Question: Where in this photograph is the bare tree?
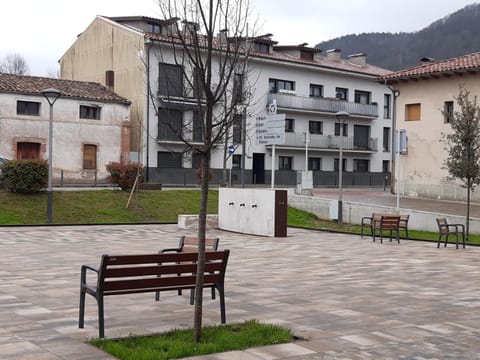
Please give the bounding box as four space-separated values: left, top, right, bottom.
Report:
153 0 255 341
0 53 29 75
442 87 480 240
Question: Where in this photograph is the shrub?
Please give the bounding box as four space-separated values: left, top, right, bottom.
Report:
106 162 144 191
1 160 48 193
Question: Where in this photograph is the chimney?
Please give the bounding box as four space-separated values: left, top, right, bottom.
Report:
420 57 434 63
217 29 228 45
348 53 366 66
105 70 114 90
326 49 341 61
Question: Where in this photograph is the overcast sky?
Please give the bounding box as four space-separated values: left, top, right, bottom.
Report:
0 0 477 76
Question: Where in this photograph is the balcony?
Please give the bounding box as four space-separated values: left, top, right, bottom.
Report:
267 93 378 118
269 133 378 152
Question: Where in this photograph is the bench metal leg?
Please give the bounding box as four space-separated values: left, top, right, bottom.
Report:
98 296 105 339
79 289 86 329
217 285 226 324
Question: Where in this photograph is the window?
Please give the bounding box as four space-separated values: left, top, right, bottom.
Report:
309 84 323 97
354 90 371 104
193 67 203 98
80 105 101 120
353 159 369 172
158 107 183 140
279 156 293 170
384 94 391 119
233 73 244 104
232 154 241 168
17 100 40 116
308 157 322 171
254 42 269 53
232 113 242 144
269 78 295 93
383 127 390 152
334 158 346 171
192 152 202 169
335 87 348 101
444 101 454 123
334 122 348 136
309 121 323 135
83 144 97 170
192 111 204 142
285 118 295 132
147 22 161 34
383 160 390 173
406 103 421 121
157 151 182 168
158 62 183 97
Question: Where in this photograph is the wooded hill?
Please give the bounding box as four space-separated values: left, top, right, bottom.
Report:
315 3 480 70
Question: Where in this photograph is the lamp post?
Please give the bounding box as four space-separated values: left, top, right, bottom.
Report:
41 88 62 223
335 111 350 224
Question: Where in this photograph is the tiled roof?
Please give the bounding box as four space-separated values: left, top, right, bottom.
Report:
379 51 480 81
0 73 130 104
144 33 389 77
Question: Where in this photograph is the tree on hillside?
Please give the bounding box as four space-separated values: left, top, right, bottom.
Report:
154 0 255 341
0 53 29 75
441 87 480 240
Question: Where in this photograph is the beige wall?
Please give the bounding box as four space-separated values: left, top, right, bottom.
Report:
60 16 145 158
393 72 480 200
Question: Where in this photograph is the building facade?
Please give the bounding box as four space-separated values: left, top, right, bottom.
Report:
0 73 131 184
381 52 480 201
60 15 392 186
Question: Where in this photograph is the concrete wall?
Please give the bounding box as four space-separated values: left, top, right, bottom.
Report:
219 188 282 236
393 73 480 201
288 193 480 233
0 92 130 181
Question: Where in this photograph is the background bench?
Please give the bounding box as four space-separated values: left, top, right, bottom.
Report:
79 250 229 338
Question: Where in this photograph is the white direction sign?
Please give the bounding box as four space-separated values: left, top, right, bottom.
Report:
256 114 286 145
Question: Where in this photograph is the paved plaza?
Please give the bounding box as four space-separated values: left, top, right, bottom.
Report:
0 224 479 359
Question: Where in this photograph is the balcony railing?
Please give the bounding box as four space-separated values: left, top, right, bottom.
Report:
273 133 378 152
267 93 378 118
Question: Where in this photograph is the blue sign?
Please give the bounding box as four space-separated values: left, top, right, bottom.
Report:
228 145 236 154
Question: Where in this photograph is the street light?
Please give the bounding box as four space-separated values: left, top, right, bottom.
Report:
335 111 350 224
41 88 62 223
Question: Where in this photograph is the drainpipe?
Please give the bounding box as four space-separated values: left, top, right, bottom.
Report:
384 80 400 195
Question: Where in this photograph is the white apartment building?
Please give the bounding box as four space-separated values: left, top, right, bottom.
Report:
60 15 392 186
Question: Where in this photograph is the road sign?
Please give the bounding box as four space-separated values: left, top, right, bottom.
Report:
228 145 236 154
256 114 286 145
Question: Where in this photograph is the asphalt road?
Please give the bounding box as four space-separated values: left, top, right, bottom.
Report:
312 187 480 218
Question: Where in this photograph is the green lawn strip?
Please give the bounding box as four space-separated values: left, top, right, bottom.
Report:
0 190 219 225
0 189 478 245
288 207 480 245
89 320 295 360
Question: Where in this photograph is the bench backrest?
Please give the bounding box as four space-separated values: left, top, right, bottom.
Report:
380 215 401 230
436 218 448 233
399 214 409 228
96 250 229 296
180 236 219 253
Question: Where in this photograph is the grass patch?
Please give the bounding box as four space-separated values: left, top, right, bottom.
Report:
0 190 219 225
0 189 478 245
90 320 295 360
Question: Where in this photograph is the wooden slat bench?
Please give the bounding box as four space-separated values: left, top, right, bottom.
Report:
361 213 409 239
79 250 229 338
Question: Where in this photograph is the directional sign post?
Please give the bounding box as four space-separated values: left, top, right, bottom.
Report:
256 113 285 188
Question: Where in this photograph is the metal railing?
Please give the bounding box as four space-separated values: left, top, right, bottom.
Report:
278 132 378 151
267 93 378 118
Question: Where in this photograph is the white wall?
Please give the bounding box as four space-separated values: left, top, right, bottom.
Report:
0 93 130 181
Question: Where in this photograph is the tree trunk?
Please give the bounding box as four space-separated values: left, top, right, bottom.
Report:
194 152 209 342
